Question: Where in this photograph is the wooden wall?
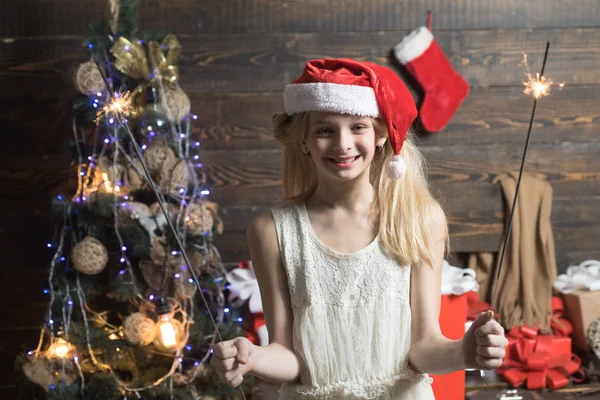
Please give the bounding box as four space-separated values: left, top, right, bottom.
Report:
1 0 599 395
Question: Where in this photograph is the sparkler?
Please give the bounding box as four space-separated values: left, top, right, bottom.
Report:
490 41 554 311
95 91 133 123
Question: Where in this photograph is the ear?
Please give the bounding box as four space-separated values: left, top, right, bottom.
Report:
377 138 387 147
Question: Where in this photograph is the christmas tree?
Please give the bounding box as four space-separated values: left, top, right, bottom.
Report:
16 1 252 398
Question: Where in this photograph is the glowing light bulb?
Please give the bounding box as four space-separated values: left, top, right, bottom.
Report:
158 315 177 348
47 338 71 359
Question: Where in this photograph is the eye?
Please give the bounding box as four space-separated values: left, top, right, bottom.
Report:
314 126 333 135
352 124 368 132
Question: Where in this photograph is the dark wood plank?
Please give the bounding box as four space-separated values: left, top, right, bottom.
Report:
199 145 600 205
2 142 599 203
187 85 600 151
3 84 598 163
3 0 600 37
2 28 600 98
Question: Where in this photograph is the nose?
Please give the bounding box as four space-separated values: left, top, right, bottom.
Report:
333 128 353 153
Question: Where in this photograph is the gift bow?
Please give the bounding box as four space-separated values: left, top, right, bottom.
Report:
440 260 479 295
498 327 583 389
549 296 573 337
554 259 600 294
110 35 182 116
500 335 582 389
225 261 263 314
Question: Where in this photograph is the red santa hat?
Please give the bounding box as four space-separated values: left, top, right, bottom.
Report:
283 58 417 178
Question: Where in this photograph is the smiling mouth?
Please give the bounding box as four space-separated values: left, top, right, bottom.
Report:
327 155 360 167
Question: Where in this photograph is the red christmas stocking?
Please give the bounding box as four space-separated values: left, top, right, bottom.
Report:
394 26 469 132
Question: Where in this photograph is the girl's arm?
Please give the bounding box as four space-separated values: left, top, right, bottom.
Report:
407 205 506 375
246 211 301 384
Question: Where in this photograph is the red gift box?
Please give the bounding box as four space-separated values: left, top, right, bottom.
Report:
431 294 468 400
497 325 584 390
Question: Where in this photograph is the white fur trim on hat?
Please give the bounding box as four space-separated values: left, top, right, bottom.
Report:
394 26 434 64
283 82 380 117
386 154 407 179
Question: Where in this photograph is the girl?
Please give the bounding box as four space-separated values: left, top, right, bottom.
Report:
211 58 508 399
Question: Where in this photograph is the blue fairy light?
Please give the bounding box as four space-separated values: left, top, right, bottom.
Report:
237 317 243 322
46 243 53 248
224 308 230 313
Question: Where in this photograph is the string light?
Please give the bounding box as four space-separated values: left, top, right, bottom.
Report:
153 298 185 352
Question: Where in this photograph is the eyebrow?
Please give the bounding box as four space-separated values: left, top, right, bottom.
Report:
309 118 370 127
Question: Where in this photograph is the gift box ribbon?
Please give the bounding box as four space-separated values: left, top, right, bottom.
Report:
554 259 600 294
441 260 479 295
498 327 584 389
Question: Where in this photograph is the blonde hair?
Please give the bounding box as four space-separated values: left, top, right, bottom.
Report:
273 112 448 266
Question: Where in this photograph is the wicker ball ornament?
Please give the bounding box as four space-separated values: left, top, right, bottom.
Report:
159 159 190 196
588 317 600 359
162 85 190 121
123 312 156 346
185 204 214 235
123 159 145 191
143 143 176 176
72 236 108 275
74 60 106 95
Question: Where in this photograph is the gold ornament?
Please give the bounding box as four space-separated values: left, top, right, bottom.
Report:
74 60 107 95
110 35 182 117
143 142 176 177
161 85 190 121
72 236 108 275
123 312 156 346
185 204 213 235
123 159 146 191
159 159 190 196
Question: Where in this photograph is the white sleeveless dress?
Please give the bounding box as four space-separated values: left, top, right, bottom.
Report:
271 203 435 400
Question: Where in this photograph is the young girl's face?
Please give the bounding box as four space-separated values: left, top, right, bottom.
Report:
304 112 381 182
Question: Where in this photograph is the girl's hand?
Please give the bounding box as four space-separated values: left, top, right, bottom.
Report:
461 310 508 370
210 336 255 387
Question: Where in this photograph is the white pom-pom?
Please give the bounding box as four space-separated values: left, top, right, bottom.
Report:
386 155 407 179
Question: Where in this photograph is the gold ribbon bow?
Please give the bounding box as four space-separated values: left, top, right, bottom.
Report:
110 35 182 115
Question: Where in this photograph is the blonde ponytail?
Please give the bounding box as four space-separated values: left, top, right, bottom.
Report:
373 125 448 267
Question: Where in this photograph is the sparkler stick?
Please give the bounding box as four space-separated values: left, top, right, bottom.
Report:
490 41 552 311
